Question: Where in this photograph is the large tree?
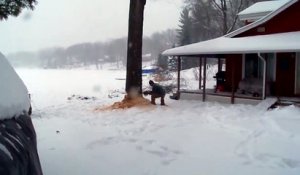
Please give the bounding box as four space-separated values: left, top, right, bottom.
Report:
0 0 37 20
125 0 146 97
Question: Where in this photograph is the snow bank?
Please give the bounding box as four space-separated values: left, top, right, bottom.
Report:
0 52 30 119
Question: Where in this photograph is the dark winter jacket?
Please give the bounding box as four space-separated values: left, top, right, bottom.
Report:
0 114 43 175
152 83 166 96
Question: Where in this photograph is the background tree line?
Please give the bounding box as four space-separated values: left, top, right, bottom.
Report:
7 29 177 69
7 0 266 70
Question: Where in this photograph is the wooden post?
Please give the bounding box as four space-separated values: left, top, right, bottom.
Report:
203 57 207 102
258 53 267 100
231 59 235 104
199 57 202 89
218 58 222 72
177 56 181 94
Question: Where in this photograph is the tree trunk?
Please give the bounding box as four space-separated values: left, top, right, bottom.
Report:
221 0 228 35
126 0 146 97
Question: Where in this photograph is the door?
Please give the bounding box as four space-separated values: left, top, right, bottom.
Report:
276 53 296 96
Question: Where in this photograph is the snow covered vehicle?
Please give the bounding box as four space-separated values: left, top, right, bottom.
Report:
0 53 42 175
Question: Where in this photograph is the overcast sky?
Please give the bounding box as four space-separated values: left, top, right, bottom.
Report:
0 0 183 55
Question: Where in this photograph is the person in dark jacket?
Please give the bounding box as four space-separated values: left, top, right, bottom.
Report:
144 80 166 105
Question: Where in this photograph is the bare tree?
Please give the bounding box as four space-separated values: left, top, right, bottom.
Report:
212 0 245 34
184 0 264 38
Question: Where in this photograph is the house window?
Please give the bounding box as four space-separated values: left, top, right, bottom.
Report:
296 53 300 94
266 53 276 81
245 54 263 79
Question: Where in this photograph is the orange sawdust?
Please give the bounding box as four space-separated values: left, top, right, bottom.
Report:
95 95 152 111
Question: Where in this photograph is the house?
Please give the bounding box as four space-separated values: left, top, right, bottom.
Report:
163 0 300 105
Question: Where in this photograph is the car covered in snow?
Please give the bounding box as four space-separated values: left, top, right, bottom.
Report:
0 52 42 175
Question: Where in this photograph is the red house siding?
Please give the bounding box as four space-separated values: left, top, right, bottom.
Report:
225 54 243 91
236 1 300 37
276 53 296 96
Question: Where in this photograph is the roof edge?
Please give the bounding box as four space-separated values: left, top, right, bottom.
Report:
238 11 271 21
162 31 300 57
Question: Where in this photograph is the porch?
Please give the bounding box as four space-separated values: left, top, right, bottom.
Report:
163 32 300 105
172 55 267 105
179 89 262 105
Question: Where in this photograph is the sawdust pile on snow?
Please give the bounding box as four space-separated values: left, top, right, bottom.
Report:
95 95 152 111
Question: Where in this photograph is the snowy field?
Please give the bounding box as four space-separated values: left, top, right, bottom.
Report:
16 68 300 175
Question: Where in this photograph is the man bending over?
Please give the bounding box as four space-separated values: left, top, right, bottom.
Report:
144 80 166 105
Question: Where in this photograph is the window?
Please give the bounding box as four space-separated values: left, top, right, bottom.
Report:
266 53 276 81
296 53 300 94
244 54 263 79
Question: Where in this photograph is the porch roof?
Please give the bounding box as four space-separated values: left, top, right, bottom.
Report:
162 31 300 57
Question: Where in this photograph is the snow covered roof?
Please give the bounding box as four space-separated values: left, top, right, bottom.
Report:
227 0 297 37
162 31 300 56
238 0 291 21
0 52 30 120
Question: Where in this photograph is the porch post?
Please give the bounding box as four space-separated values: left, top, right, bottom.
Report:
199 57 202 89
218 58 222 72
263 59 267 99
203 57 207 102
258 53 266 99
177 56 181 94
231 59 235 104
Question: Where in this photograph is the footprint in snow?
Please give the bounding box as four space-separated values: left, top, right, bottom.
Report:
144 144 183 166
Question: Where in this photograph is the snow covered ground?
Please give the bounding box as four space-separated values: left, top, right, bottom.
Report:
16 68 300 175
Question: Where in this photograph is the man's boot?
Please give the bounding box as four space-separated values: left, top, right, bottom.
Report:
151 96 156 105
161 97 165 105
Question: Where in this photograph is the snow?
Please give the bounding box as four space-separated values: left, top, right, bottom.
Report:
163 31 300 56
14 67 300 175
179 65 218 90
0 52 30 120
238 0 291 16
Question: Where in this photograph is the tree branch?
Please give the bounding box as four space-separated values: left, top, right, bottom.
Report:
227 0 244 33
212 0 223 11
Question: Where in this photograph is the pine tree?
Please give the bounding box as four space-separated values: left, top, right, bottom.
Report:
177 7 193 46
157 53 168 71
177 8 200 70
0 0 37 20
